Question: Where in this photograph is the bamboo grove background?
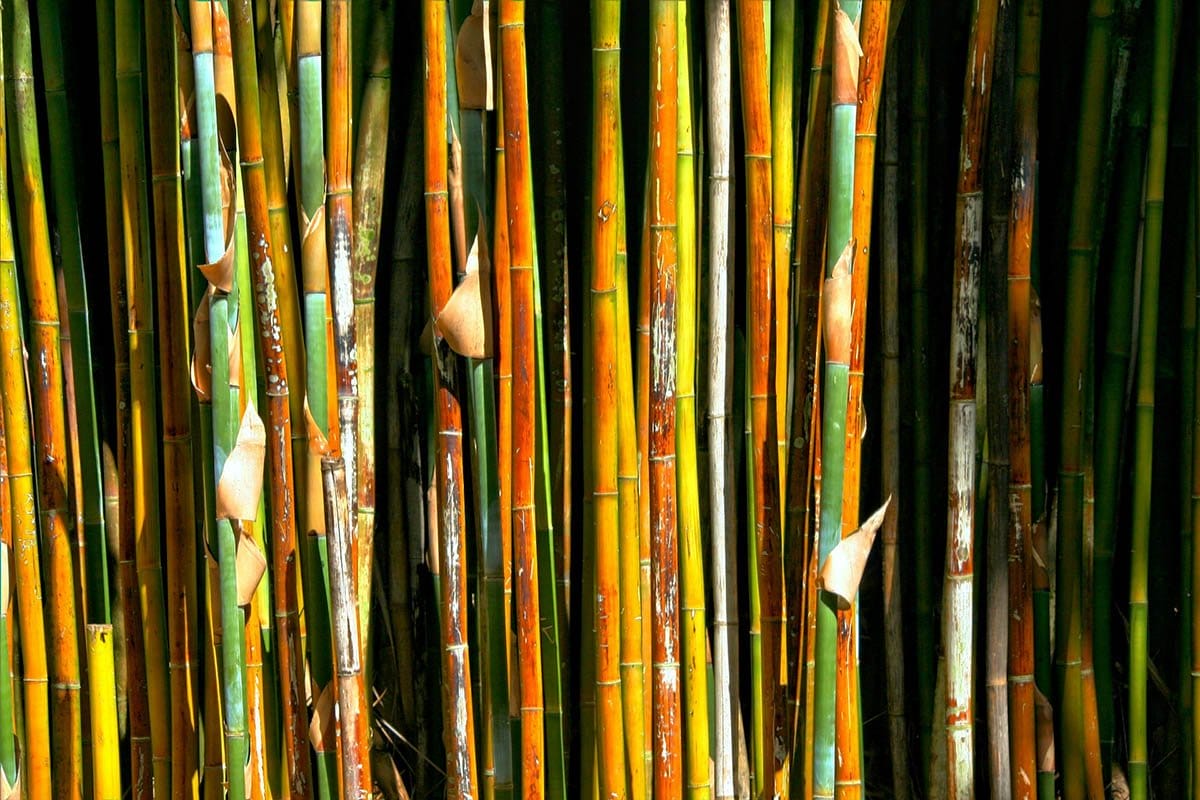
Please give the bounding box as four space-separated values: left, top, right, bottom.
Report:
0 0 1197 798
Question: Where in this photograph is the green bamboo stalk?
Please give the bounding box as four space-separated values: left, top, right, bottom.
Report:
7 0 85 792
1057 2 1115 794
675 3 711 797
1129 2 1174 796
771 0 795 502
812 4 860 799
35 0 109 628
1094 13 1152 775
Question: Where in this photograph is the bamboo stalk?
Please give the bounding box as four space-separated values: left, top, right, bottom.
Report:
837 2 892 795
772 0 795 503
322 459 373 798
0 114 51 797
1191 89 1200 799
142 1 201 794
6 0 85 792
616 123 649 800
1029 298 1054 800
706 2 739 797
1094 13 1153 778
1007 0 1041 795
351 0 395 658
98 0 152 790
0 356 14 793
1128 2 1174 795
36 0 109 633
229 0 314 793
734 3 785 795
589 1 628 796
879 53 910 800
907 0 937 778
1056 2 1115 794
812 5 860 799
674 4 711 796
940 1 999 796
424 3 480 795
86 626 122 800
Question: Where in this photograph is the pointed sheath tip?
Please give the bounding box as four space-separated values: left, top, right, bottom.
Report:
832 6 863 105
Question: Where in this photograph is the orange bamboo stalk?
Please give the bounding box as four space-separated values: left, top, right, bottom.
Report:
423 3 480 796
838 3 889 797
6 0 83 790
647 2 683 798
734 2 785 794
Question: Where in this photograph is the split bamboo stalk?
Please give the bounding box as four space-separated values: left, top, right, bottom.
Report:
1128 1 1174 796
983 4 1015 796
143 1 201 795
647 2 683 797
941 0 999 796
734 2 785 794
323 459 373 798
813 5 861 800
97 0 152 790
1007 0 1042 794
424 2 480 795
674 3 711 796
0 126 51 799
589 1 628 796
1056 2 1115 793
6 0 84 792
706 1 740 797
351 0 395 655
229 0 314 793
879 57 909 800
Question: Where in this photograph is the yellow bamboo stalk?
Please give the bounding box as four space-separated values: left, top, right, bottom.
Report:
86 626 122 800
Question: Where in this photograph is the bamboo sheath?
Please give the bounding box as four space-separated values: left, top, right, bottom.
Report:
424 3 480 796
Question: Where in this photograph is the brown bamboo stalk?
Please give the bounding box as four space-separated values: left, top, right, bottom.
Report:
144 1 200 794
322 458 373 798
97 0 151 790
1007 0 1040 794
423 3 480 795
879 51 910 800
647 2 683 798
